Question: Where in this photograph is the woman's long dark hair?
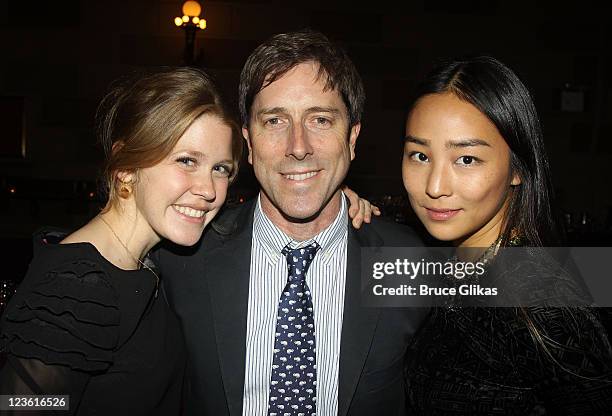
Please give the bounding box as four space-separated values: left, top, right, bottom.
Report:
411 56 558 246
410 58 610 378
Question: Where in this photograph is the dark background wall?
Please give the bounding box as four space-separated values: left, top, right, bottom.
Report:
1 0 611 244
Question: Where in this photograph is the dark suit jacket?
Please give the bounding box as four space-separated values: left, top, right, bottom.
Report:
154 198 428 416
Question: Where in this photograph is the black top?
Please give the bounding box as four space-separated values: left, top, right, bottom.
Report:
0 229 186 415
406 247 612 415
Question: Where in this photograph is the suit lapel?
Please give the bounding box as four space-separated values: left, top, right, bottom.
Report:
206 202 256 416
338 226 382 416
205 199 386 416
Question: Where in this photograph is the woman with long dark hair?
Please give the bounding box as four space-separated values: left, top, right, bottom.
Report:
402 56 612 414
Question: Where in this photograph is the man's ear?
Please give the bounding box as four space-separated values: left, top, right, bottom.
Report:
242 126 254 165
348 122 361 161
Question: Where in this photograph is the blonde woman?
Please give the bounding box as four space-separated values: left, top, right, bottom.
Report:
0 67 241 415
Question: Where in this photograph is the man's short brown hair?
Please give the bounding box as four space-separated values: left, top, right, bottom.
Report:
239 29 365 128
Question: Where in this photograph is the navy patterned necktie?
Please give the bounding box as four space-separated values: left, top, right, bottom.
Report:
268 242 320 416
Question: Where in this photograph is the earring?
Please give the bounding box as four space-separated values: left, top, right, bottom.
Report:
118 180 132 198
508 227 524 246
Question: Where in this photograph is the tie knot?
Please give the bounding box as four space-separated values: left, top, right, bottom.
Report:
282 242 320 279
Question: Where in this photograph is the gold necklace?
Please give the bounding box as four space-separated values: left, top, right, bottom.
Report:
98 215 159 298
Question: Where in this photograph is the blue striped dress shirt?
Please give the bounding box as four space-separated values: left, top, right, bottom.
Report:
242 193 348 416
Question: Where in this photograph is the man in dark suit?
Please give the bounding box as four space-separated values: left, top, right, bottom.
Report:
155 29 427 416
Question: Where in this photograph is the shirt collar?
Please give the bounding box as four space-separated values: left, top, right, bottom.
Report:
252 192 348 266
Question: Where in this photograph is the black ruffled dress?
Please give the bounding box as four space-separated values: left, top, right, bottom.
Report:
0 229 186 415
